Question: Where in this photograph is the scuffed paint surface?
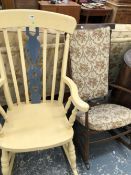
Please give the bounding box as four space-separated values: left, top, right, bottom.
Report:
12 138 131 175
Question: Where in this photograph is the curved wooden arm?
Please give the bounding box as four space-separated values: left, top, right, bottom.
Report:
110 84 131 94
0 78 5 88
63 76 89 112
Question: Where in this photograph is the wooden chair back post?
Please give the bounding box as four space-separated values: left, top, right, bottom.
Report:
51 31 60 102
3 29 21 105
42 29 47 102
59 33 70 103
17 28 29 104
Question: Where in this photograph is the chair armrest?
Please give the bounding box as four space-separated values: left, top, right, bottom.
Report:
110 84 131 95
63 76 89 112
0 78 5 88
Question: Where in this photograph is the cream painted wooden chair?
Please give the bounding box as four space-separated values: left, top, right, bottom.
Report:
0 10 89 175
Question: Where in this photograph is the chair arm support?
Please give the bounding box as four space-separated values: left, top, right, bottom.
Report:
63 76 89 112
0 105 8 135
0 78 8 122
0 78 5 88
110 84 131 94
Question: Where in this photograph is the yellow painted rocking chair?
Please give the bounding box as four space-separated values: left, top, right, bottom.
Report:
0 10 89 175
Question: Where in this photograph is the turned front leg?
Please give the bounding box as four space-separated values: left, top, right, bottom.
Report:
1 150 9 175
68 141 78 175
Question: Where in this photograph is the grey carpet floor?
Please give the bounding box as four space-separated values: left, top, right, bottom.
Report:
9 139 131 175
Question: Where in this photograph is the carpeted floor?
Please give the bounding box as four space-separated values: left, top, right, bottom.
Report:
2 139 130 175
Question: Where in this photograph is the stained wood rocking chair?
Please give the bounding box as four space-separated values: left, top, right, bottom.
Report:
0 10 89 175
69 24 131 169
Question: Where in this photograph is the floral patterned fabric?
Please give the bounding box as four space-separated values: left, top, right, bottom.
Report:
70 27 110 101
77 104 131 131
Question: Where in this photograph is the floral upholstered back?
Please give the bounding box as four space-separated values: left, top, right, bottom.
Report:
70 27 111 101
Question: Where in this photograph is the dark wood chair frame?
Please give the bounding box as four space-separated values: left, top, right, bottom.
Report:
69 24 131 169
73 82 131 170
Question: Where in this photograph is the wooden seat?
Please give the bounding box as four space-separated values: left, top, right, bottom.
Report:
0 102 73 152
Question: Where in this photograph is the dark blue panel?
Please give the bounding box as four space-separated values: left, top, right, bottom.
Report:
28 67 42 103
25 27 42 103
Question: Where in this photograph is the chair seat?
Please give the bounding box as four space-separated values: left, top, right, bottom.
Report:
0 101 73 152
77 104 131 131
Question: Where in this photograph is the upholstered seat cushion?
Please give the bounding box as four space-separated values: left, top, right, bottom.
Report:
77 104 131 131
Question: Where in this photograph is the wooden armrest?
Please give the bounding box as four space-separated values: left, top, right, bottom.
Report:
110 84 131 94
0 78 5 88
63 76 89 112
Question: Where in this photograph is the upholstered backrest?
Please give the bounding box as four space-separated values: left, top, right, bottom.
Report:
0 10 76 109
70 26 110 101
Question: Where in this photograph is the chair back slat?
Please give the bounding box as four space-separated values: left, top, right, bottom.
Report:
17 28 29 104
65 96 71 114
51 32 60 102
42 29 47 102
0 52 13 109
59 34 70 103
3 29 21 105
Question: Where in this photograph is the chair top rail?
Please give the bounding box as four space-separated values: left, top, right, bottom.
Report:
0 10 77 34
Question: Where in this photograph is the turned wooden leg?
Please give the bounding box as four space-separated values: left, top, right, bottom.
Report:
77 134 90 170
129 134 131 146
83 132 90 170
1 150 9 175
68 141 78 175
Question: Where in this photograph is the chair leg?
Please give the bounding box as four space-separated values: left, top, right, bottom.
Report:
74 122 91 169
8 153 15 175
68 141 78 175
74 127 90 169
84 132 90 170
81 143 90 170
1 150 15 175
128 134 131 146
63 141 78 175
78 132 90 170
1 150 9 175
